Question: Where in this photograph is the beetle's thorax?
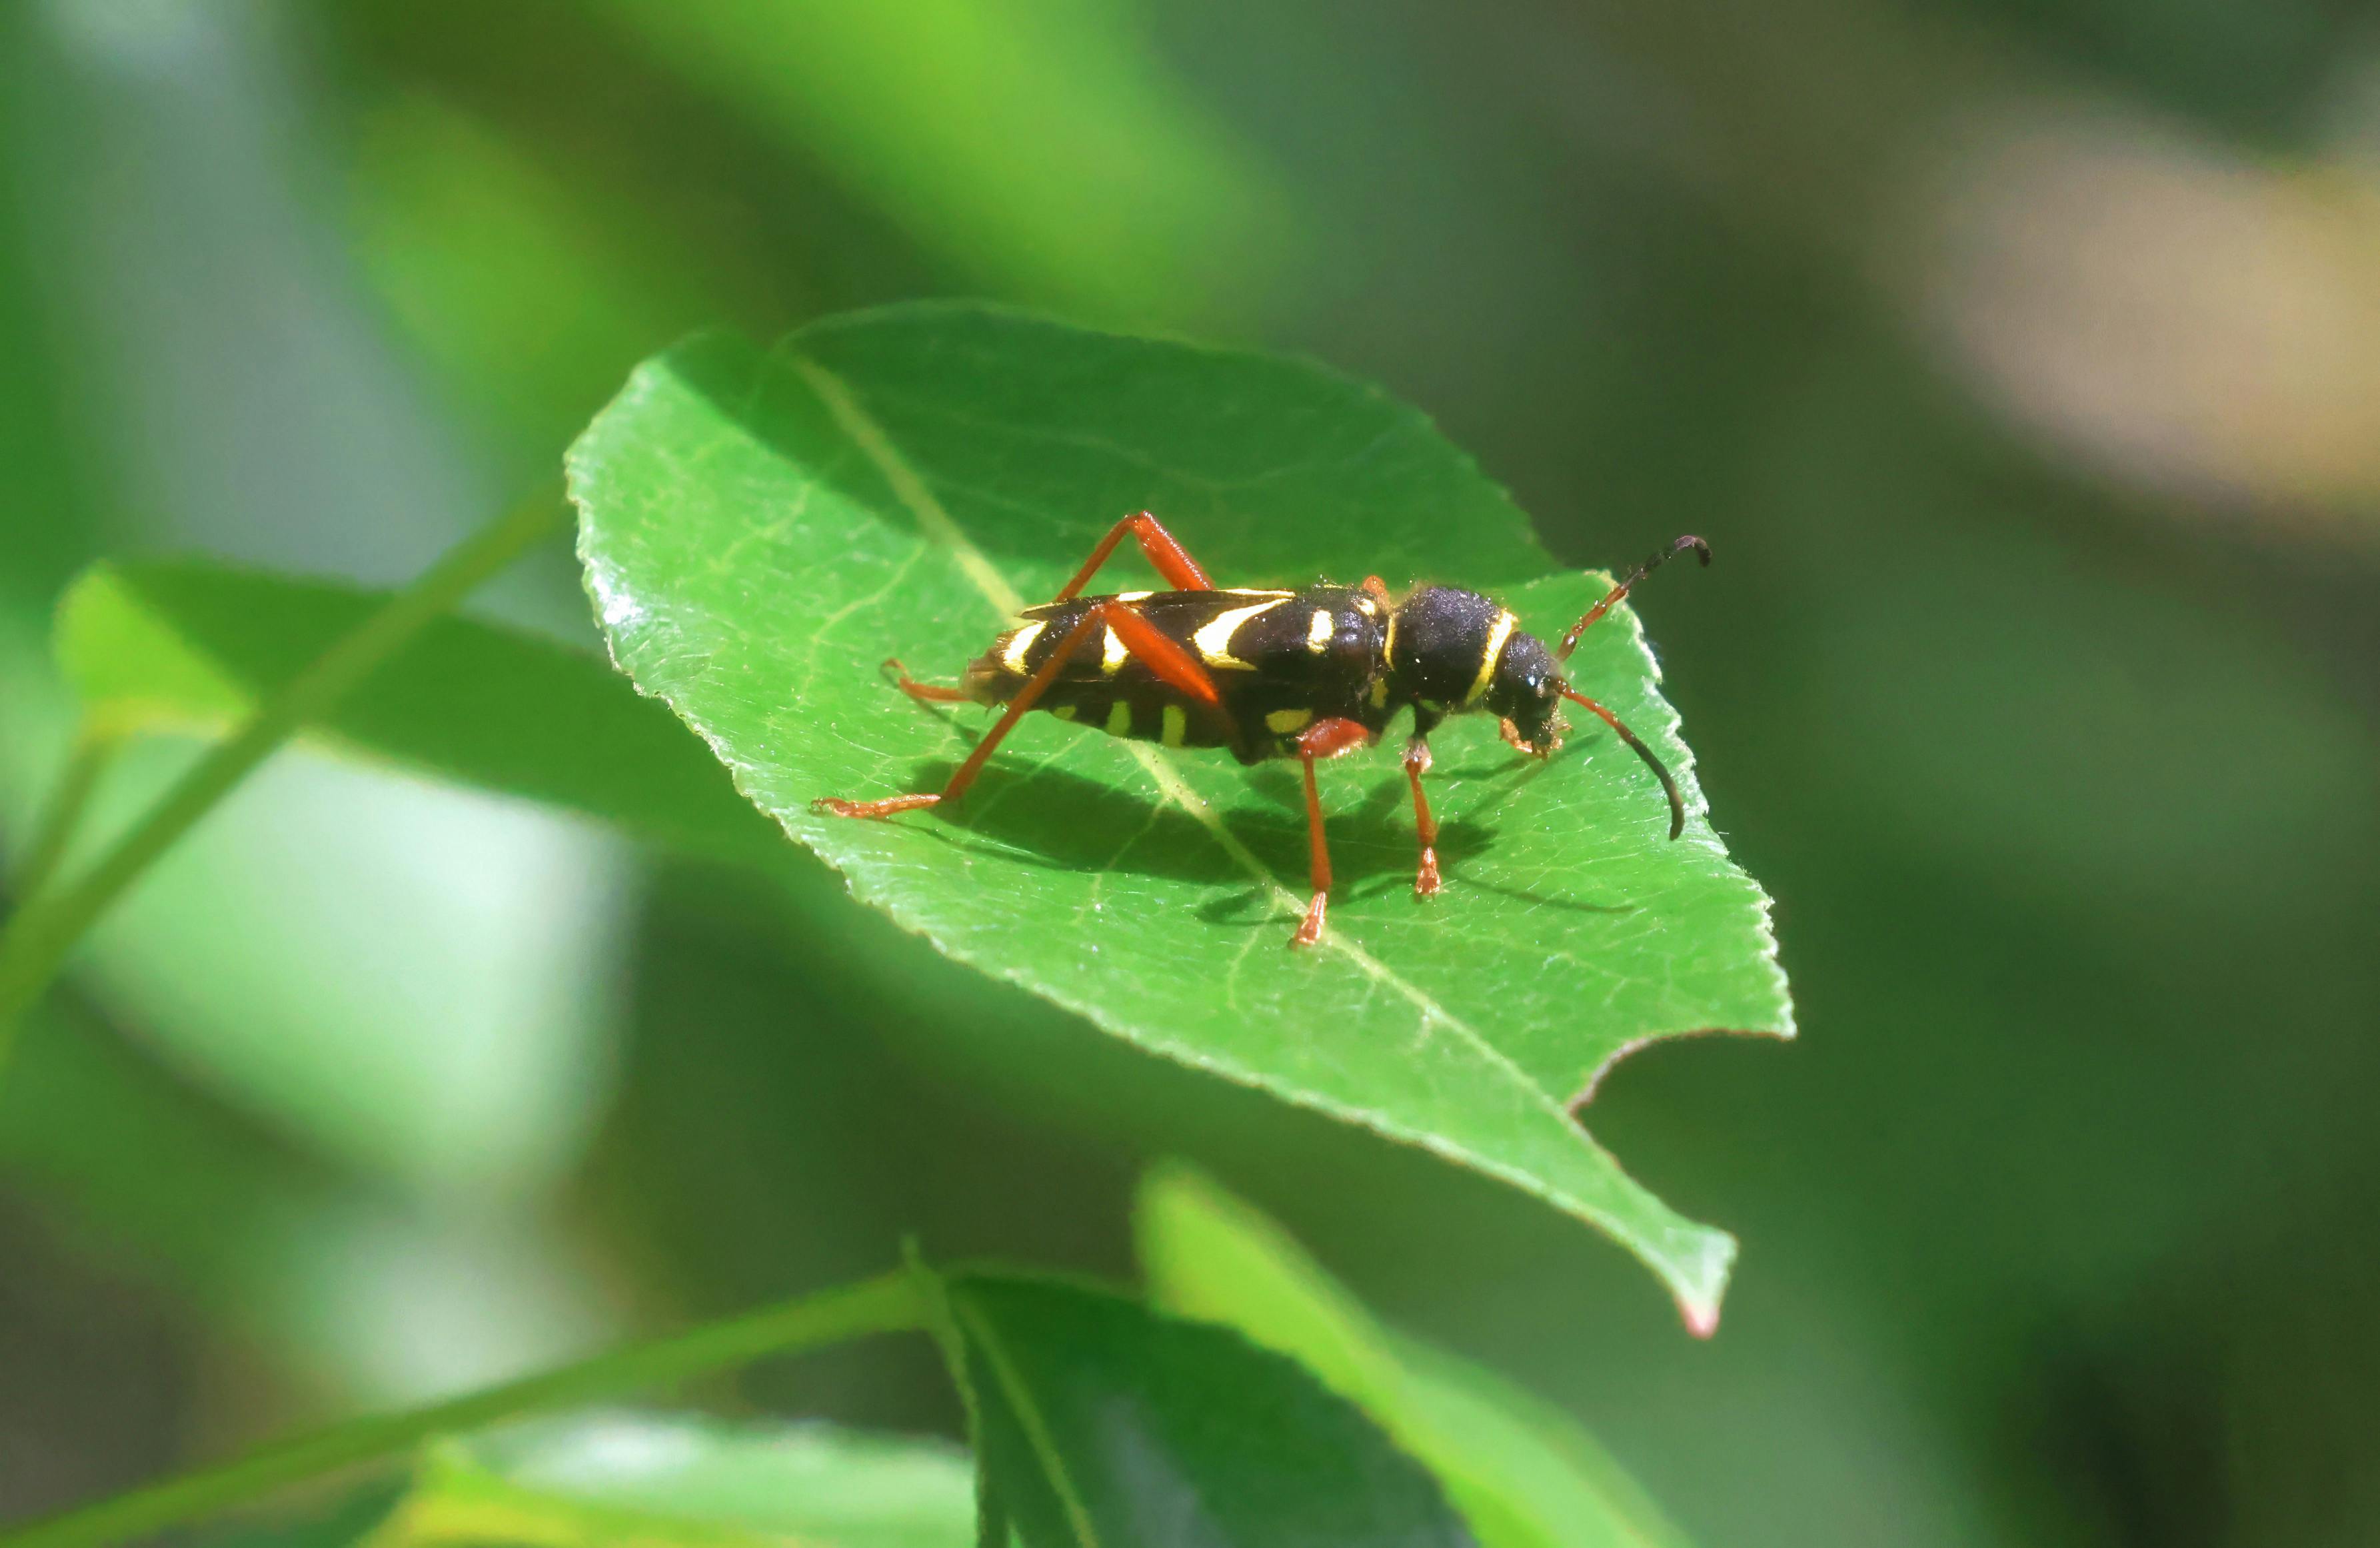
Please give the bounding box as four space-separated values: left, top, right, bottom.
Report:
1382 586 1512 708
1378 585 1560 737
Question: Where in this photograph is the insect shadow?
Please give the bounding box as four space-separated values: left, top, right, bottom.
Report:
888 758 1477 894
1236 758 1635 920
877 745 1634 926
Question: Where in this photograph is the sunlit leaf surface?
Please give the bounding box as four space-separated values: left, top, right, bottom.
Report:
569 304 1792 1324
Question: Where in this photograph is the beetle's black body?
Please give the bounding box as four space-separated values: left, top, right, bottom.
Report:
816 512 1705 948
962 582 1572 766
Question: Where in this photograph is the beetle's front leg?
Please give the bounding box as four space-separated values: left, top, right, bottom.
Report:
1403 735 1442 898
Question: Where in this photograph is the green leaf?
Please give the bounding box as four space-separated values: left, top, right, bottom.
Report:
1137 1165 1693 1548
582 0 1287 321
944 1270 1474 1547
349 94 718 461
373 1415 974 1548
52 559 779 867
569 304 1792 1326
195 1484 405 1548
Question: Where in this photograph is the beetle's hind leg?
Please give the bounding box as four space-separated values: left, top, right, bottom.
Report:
881 657 968 704
1053 511 1214 600
816 600 1228 822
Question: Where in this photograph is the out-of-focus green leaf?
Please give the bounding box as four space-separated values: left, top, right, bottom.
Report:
582 0 1288 321
372 1415 974 1548
53 559 778 867
347 93 722 462
1137 1165 1692 1548
0 1002 606 1403
197 1483 405 1548
568 303 1793 1327
21 574 631 1213
945 1269 1475 1547
42 560 735 1205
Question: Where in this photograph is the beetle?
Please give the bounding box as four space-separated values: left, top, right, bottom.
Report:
814 512 1708 947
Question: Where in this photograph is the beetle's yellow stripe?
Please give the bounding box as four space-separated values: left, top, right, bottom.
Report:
1161 705 1188 746
1382 610 1398 668
1051 704 1077 720
1306 610 1333 654
1001 621 1045 675
1465 611 1517 704
1101 625 1128 674
1193 597 1291 669
1266 707 1314 734
1105 700 1133 736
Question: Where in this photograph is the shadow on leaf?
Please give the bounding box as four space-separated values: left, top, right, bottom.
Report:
850 752 1637 927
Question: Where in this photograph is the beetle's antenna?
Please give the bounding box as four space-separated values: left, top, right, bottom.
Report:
1562 688 1685 839
1556 535 1710 660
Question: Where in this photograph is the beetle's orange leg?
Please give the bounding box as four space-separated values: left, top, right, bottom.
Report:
1053 511 1214 600
1102 602 1220 707
816 599 1228 820
818 606 1109 819
1403 735 1442 898
1288 716 1374 948
881 657 968 704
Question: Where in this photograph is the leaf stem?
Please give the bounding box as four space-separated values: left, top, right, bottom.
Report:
7 722 122 910
0 489 565 1075
0 1269 928 1548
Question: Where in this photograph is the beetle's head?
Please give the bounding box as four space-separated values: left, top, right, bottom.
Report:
1387 540 1710 841
1482 629 1566 754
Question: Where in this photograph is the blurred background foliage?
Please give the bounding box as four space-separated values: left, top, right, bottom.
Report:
1 1 2376 1544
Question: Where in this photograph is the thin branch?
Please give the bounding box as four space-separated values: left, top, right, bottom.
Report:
0 1269 928 1548
7 722 121 910
0 488 565 1074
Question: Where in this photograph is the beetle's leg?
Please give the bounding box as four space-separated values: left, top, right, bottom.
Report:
881 657 968 704
1100 600 1223 708
816 599 1225 820
817 606 1108 819
1288 716 1374 948
1402 735 1442 898
1052 511 1214 600
1360 575 1391 606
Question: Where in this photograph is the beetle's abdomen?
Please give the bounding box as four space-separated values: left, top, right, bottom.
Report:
1034 686 1237 750
964 585 1391 760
